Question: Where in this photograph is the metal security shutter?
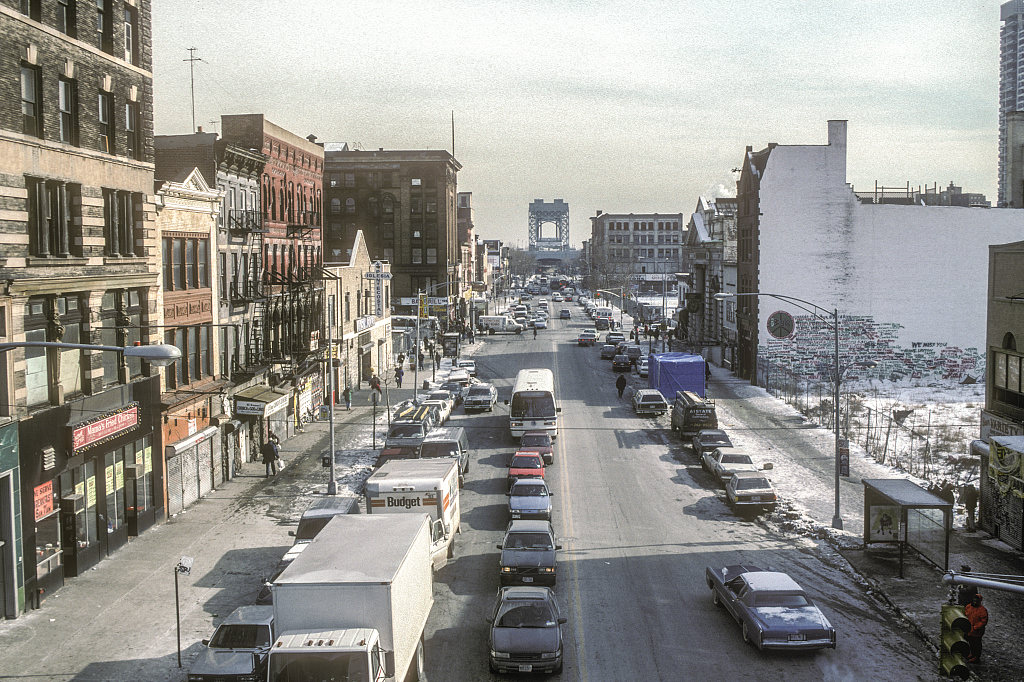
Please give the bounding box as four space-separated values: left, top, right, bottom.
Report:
166 454 184 516
180 446 200 510
197 437 214 497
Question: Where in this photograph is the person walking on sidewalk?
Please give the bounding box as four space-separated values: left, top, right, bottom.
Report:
965 593 989 663
342 385 352 410
395 366 404 388
261 436 280 477
616 374 627 399
961 483 979 532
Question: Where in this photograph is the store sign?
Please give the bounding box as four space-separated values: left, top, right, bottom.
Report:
70 403 139 454
188 418 198 436
235 392 289 417
356 315 377 332
34 481 54 521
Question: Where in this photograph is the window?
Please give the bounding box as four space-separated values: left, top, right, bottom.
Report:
57 0 77 35
27 178 78 258
330 198 340 214
344 173 355 188
103 189 137 257
58 78 79 145
426 248 437 264
99 289 141 385
162 237 211 291
345 198 355 213
20 0 41 20
412 248 422 264
98 91 114 153
411 178 421 186
21 65 43 137
164 325 213 389
125 101 141 160
329 173 340 188
123 5 138 64
95 0 111 52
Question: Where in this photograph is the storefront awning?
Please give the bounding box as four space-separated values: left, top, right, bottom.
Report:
165 426 218 457
234 386 290 418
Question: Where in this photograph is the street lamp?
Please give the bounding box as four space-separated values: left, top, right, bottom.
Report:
0 341 181 367
714 291 845 531
415 281 453 401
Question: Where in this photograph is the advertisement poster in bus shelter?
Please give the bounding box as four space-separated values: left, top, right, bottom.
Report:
442 333 459 358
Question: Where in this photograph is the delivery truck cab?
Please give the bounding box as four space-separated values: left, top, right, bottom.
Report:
364 459 461 570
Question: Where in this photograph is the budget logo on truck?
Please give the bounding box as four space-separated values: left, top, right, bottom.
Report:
372 495 424 509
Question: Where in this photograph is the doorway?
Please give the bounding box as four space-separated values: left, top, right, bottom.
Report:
0 474 17 618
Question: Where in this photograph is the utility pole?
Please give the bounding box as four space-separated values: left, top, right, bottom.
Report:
184 47 200 133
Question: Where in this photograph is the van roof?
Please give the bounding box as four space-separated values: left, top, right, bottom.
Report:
299 496 359 520
423 426 466 442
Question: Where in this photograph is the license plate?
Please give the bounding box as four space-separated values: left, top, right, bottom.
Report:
518 665 533 672
789 634 805 641
522 577 533 583
512 513 521 519
751 496 761 502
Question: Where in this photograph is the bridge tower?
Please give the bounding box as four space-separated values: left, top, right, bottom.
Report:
528 199 569 251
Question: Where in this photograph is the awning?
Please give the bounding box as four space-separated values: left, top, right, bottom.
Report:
234 386 290 417
165 426 217 458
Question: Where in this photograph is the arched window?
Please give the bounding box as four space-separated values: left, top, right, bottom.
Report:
345 198 355 214
1004 332 1017 351
330 198 341 214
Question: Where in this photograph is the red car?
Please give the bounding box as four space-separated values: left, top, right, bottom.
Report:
508 451 545 490
520 431 554 465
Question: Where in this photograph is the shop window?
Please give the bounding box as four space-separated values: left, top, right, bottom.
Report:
104 449 125 535
34 481 61 582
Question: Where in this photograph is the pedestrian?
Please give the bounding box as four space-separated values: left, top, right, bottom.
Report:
342 385 352 410
965 593 988 663
395 367 404 388
705 362 712 381
957 566 978 606
261 436 280 477
533 326 538 339
939 480 957 506
616 373 627 399
369 374 382 398
469 328 475 343
961 483 979 532
397 353 406 368
418 350 425 368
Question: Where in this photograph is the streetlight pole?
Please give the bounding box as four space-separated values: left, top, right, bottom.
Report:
714 292 844 530
326 294 338 495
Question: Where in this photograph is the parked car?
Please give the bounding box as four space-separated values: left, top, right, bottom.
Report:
559 308 571 319
702 448 761 485
464 383 498 411
488 586 566 674
606 331 626 344
508 451 546 489
552 294 564 302
421 399 450 424
496 520 561 586
632 388 669 415
188 605 274 682
578 330 598 346
520 430 554 465
637 356 649 377
532 317 548 329
624 345 644 363
507 478 554 521
425 390 456 416
692 429 733 456
705 565 836 650
600 344 618 359
456 358 477 376
726 472 778 512
612 354 631 372
440 380 466 404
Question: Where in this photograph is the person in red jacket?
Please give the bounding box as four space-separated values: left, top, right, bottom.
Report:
965 592 989 663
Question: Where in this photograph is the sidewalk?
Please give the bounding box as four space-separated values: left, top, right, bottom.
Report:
0 405 372 681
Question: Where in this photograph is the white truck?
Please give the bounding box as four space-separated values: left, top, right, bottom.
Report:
478 315 524 334
268 514 433 682
364 458 461 570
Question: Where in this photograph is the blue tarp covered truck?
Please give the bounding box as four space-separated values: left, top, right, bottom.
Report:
647 353 706 399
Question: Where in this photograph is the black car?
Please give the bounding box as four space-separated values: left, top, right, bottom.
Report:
497 520 560 586
188 606 274 681
600 344 617 359
692 429 733 456
489 586 566 675
612 354 631 371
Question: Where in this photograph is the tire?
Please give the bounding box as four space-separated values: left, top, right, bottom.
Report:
447 537 455 559
552 661 563 674
712 589 721 606
742 622 752 646
406 636 426 681
489 660 499 673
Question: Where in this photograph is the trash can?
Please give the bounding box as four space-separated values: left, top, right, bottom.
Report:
423 380 430 390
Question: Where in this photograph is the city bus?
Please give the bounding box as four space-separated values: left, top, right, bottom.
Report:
507 368 560 440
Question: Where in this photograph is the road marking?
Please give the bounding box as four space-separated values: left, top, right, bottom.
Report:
551 359 588 681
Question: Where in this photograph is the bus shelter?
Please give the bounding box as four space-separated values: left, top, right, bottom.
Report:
863 478 952 578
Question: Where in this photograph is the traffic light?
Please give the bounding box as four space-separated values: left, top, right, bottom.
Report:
939 604 970 679
595 292 601 298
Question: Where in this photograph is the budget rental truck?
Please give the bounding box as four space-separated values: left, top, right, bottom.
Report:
364 458 461 570
267 514 433 682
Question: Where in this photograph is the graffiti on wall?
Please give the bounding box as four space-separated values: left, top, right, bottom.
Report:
759 314 983 384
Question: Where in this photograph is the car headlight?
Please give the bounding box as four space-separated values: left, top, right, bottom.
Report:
540 567 555 573
491 650 510 659
187 676 204 682
541 652 557 659
501 566 513 573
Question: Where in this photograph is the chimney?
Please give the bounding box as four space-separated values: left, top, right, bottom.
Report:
197 126 203 133
306 134 317 144
826 120 848 186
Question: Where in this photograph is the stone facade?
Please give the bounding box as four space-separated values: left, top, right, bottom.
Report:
588 211 685 293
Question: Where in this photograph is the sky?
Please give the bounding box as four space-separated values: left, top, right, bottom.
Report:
151 0 998 248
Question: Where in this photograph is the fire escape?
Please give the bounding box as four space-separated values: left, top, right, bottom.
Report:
227 207 268 376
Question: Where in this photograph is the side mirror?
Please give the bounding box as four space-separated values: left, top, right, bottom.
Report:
558 617 568 624
202 639 210 646
556 407 562 413
548 491 554 497
288 530 295 537
503 399 510 405
496 544 504 550
762 462 773 470
555 545 563 550
505 492 511 497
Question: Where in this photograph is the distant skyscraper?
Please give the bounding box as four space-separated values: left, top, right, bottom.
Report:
999 1 1024 206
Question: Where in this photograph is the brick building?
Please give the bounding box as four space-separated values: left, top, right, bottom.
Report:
0 0 160 616
322 147 461 306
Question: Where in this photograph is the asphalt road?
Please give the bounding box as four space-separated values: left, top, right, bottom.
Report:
426 309 936 680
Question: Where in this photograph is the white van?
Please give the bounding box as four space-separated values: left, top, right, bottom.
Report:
478 315 524 334
364 458 461 569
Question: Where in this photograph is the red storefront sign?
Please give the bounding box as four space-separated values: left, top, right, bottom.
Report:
70 403 140 454
34 481 54 521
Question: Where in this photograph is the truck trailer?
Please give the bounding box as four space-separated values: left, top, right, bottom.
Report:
268 514 434 682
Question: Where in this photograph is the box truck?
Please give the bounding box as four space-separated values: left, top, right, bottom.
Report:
268 514 433 682
364 458 461 570
478 315 524 334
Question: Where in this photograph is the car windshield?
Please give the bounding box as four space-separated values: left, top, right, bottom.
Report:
641 396 662 404
721 454 754 465
428 393 450 402
510 392 555 419
510 455 542 469
520 434 551 448
504 532 553 550
754 593 810 607
420 443 459 459
700 432 728 444
468 387 490 397
496 602 558 628
209 623 271 649
737 477 771 490
388 425 421 438
512 483 548 497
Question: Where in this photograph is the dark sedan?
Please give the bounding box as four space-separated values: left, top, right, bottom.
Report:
692 429 734 456
612 354 631 372
488 586 566 674
705 565 836 651
599 344 618 359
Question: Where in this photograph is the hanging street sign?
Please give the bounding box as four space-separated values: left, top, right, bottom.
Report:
766 310 795 339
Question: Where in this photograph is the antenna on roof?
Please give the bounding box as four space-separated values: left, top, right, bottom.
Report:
184 47 201 133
